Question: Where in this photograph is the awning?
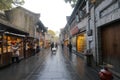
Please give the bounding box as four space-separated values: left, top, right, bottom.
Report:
37 20 47 32
0 18 29 36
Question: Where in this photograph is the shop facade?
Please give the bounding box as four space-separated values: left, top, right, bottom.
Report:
76 33 86 53
4 6 46 58
88 0 120 76
100 21 120 74
0 23 28 67
25 37 35 57
0 6 45 67
70 17 87 56
77 17 87 54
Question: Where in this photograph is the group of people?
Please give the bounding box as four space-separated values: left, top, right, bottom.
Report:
11 41 41 63
61 42 72 53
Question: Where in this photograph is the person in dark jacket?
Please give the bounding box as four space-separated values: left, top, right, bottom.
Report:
61 43 64 49
55 43 58 48
51 42 54 51
36 45 40 53
68 42 72 53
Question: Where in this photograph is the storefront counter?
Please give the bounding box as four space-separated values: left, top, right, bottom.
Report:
0 52 12 67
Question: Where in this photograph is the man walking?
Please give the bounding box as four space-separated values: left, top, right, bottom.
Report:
68 42 72 53
51 42 54 51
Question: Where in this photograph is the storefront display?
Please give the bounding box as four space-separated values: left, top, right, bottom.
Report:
0 34 11 66
71 36 76 50
0 34 2 54
3 35 7 53
0 34 2 65
25 37 39 57
77 34 86 53
25 39 33 57
4 35 24 56
0 32 25 66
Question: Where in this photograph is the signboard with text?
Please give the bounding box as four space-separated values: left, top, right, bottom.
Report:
70 26 79 36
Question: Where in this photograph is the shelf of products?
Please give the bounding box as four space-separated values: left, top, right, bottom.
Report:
0 34 24 66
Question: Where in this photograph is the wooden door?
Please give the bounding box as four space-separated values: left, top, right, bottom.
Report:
101 21 120 73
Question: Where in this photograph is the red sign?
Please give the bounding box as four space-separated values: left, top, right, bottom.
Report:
70 26 79 36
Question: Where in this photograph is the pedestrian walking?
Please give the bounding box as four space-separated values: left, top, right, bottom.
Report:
99 66 113 80
55 42 58 48
61 43 64 49
11 42 20 63
51 42 54 51
51 42 57 54
68 42 72 53
36 45 40 53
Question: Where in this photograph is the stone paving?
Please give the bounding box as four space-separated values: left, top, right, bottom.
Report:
0 47 80 80
0 46 119 80
27 47 81 80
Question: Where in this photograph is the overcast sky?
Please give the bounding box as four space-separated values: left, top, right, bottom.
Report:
22 0 73 33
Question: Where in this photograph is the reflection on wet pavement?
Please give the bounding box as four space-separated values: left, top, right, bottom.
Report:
0 47 81 80
28 47 81 80
63 47 99 80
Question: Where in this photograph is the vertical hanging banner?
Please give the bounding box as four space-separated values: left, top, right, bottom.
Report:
86 0 89 14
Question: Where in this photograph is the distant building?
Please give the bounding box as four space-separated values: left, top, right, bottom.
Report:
0 6 47 67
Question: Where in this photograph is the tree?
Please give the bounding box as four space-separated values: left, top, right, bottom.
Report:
48 29 56 42
0 0 24 10
54 36 59 42
64 0 78 8
48 30 56 37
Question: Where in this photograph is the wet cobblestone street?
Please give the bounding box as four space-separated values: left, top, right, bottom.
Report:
0 46 119 80
0 46 81 80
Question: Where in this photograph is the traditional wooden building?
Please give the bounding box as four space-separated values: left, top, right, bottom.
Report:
37 20 47 48
62 0 87 57
61 0 120 77
5 6 40 38
0 11 28 67
0 6 47 67
88 0 120 77
5 6 43 57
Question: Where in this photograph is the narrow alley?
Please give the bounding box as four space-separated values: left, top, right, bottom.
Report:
0 46 81 80
1 0 120 80
0 46 120 80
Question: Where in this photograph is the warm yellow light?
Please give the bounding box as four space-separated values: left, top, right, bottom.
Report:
77 34 86 52
91 0 96 4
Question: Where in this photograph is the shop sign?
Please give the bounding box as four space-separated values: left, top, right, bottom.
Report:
70 26 79 36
